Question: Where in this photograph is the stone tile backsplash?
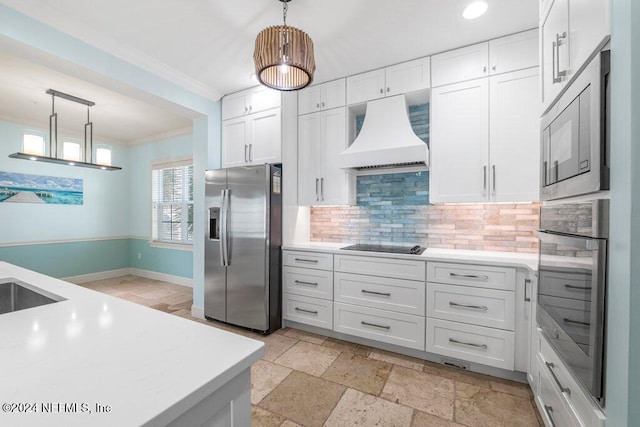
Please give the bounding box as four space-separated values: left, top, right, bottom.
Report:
310 172 540 253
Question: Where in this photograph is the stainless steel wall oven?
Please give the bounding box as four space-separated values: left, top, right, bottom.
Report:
537 198 608 405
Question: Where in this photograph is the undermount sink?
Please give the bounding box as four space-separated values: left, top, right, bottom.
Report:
0 278 66 315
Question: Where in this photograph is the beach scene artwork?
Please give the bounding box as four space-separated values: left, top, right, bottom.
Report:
0 171 83 205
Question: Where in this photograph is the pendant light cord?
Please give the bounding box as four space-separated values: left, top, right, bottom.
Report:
282 1 288 27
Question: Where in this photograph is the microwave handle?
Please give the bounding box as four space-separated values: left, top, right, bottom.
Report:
537 230 601 251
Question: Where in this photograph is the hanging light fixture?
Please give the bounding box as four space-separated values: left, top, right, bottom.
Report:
9 89 121 171
253 0 315 91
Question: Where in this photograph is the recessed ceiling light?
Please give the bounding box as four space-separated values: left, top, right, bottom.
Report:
463 1 488 19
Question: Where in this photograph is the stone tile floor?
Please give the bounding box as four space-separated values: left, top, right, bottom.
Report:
80 275 543 427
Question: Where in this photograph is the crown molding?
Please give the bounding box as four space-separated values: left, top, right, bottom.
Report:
127 126 193 146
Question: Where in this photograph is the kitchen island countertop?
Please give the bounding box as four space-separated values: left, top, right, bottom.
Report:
0 262 263 426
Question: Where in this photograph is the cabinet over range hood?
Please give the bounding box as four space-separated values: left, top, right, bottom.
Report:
337 94 428 174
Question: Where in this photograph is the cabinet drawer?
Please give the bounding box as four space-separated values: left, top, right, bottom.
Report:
427 262 516 291
536 355 581 427
538 334 606 427
282 250 333 271
283 267 333 300
427 283 515 330
334 272 425 316
334 302 425 351
426 318 514 370
283 293 333 330
334 255 425 281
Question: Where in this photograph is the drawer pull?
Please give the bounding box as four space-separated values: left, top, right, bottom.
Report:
294 258 319 263
545 362 571 395
294 307 318 315
294 280 318 287
449 272 489 281
361 321 391 330
544 405 557 427
449 301 488 311
563 317 591 327
361 289 391 297
448 338 488 350
564 284 592 291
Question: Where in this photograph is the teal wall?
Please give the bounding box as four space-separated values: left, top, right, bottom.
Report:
129 238 193 279
0 239 130 278
605 0 640 425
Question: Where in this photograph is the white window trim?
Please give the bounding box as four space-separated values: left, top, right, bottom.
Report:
150 157 194 246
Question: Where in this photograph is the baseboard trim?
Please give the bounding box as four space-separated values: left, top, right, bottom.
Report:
191 305 205 319
63 268 193 288
63 268 133 284
130 268 193 287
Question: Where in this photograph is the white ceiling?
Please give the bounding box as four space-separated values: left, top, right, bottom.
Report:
0 52 192 145
0 0 539 101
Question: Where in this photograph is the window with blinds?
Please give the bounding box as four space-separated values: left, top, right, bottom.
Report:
152 161 194 245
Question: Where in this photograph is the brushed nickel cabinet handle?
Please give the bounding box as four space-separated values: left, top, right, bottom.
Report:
565 284 592 291
294 280 318 286
361 321 391 330
450 272 489 281
556 32 568 78
361 289 391 297
294 258 319 263
320 177 324 201
248 144 253 162
563 317 591 327
544 405 557 427
315 178 319 201
244 145 248 162
545 362 571 395
449 301 488 311
483 165 487 196
524 278 531 302
449 338 488 350
492 165 496 196
295 307 318 315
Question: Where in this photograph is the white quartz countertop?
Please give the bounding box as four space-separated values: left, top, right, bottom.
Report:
0 262 264 427
283 242 538 271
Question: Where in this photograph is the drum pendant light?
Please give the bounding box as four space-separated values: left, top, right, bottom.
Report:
253 0 315 91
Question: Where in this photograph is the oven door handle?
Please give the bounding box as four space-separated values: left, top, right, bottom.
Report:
537 230 601 250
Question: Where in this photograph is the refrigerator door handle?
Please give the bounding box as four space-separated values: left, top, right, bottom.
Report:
220 189 230 266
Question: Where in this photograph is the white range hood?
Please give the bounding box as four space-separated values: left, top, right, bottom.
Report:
337 94 428 173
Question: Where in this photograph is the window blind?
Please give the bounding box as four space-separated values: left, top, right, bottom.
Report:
151 163 194 244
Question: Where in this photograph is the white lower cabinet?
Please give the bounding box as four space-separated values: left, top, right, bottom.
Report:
282 251 334 331
426 282 515 330
334 302 425 351
335 272 425 316
283 266 333 300
283 293 333 330
426 318 515 370
535 330 606 427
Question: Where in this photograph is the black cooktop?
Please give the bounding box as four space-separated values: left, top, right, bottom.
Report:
340 244 426 255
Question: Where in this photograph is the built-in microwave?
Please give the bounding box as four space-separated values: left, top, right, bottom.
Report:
537 198 608 406
540 50 610 201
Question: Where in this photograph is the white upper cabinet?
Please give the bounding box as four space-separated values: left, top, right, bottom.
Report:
222 86 281 120
385 57 431 97
569 0 611 80
346 69 386 105
541 0 610 113
221 108 282 168
346 57 431 105
430 68 540 203
489 29 539 75
430 78 490 203
298 79 346 115
541 0 569 111
431 42 489 87
489 68 540 202
221 117 249 168
298 107 355 206
249 108 282 165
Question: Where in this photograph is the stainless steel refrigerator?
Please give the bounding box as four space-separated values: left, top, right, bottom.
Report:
204 164 282 334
